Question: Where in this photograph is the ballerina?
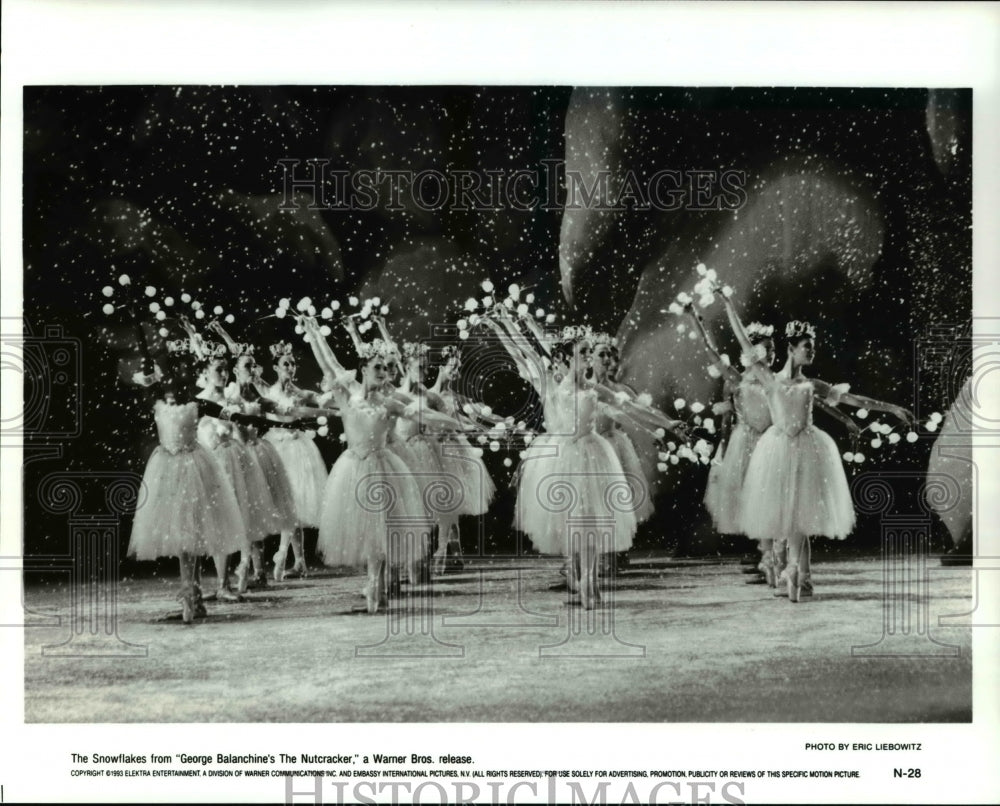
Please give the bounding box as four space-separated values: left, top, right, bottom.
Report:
128 338 248 623
427 345 501 572
590 332 658 525
687 307 863 588
207 319 304 589
301 315 464 612
263 341 331 580
486 311 684 608
718 291 913 601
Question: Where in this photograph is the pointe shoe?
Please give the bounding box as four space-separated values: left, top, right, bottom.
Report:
761 563 776 588
800 578 814 597
272 550 287 582
216 586 245 603
285 560 308 579
192 585 207 619
177 590 196 624
787 568 801 603
234 559 250 594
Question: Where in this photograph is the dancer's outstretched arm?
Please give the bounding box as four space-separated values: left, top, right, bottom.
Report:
594 384 689 441
814 398 864 439
687 305 741 384
811 379 914 427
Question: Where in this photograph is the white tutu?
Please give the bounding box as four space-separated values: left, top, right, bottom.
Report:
264 427 328 528
316 372 429 568
704 422 764 534
738 379 854 540
245 435 298 533
516 384 638 555
440 434 496 516
704 379 772 534
128 401 246 560
602 427 653 524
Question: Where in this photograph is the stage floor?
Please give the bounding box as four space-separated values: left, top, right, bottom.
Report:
22 554 972 723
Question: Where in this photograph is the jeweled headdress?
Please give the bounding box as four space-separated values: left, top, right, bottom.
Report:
785 320 816 340
269 340 295 359
591 330 618 349
560 324 594 343
746 322 775 340
359 338 397 362
402 341 430 361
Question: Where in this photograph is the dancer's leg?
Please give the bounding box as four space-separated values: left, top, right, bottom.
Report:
178 553 197 624
784 533 805 603
273 529 292 581
799 535 813 595
216 552 244 601
758 539 776 587
288 528 308 577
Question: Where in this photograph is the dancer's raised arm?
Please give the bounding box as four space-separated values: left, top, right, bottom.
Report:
481 314 545 394
686 305 741 384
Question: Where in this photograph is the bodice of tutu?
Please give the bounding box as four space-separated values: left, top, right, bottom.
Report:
767 379 814 437
556 382 598 439
394 410 427 442
342 395 393 458
153 400 199 454
735 380 772 434
595 402 622 436
194 391 237 448
267 381 311 412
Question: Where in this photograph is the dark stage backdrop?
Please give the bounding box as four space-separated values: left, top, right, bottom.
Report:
21 86 971 570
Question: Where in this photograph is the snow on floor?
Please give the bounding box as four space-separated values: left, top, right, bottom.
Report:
22 556 972 723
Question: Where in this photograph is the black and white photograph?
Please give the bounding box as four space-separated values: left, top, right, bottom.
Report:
3 2 999 804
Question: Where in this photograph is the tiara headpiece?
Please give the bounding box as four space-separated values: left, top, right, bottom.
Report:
591 331 617 349
402 341 430 361
560 324 594 343
228 342 255 358
196 339 228 360
165 339 194 354
269 340 295 359
785 320 816 340
359 338 397 362
746 322 775 340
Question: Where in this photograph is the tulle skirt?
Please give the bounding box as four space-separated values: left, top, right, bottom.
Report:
516 433 637 555
265 428 328 528
316 448 428 568
206 439 279 543
703 423 763 534
739 425 855 541
602 428 653 524
440 434 496 516
245 437 298 535
400 435 464 518
128 445 247 560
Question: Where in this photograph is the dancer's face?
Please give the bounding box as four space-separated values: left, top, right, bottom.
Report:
788 337 815 367
758 337 776 366
574 340 593 379
385 356 400 384
235 355 256 383
205 358 229 388
275 354 297 382
608 349 620 378
593 345 611 379
363 357 388 390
